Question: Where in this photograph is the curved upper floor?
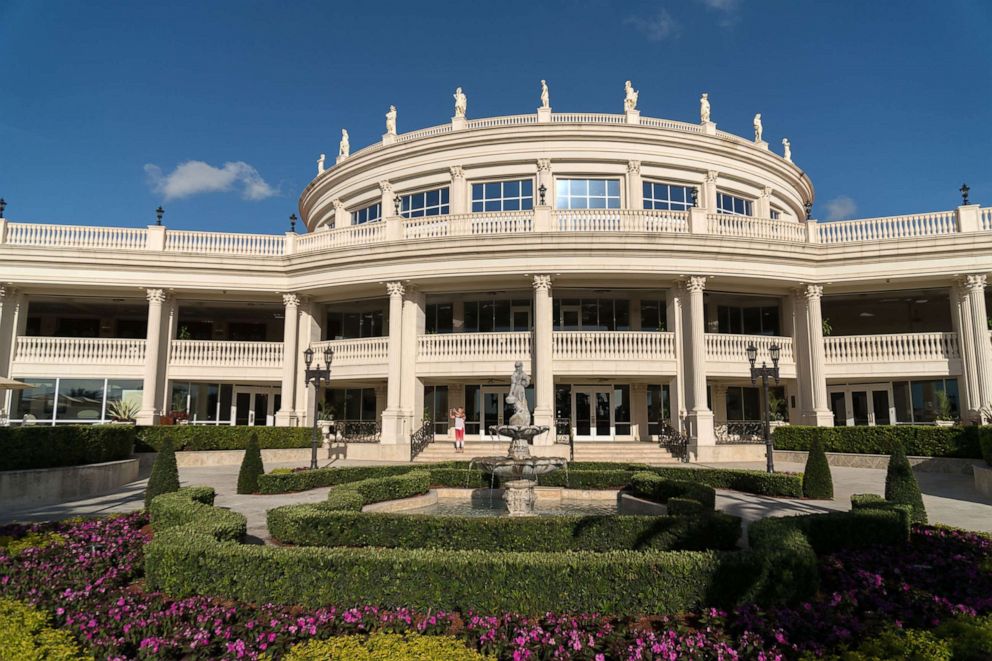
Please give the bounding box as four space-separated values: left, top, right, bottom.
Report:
298 111 814 232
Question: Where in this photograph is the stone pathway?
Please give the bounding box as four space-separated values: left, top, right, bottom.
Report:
2 460 990 541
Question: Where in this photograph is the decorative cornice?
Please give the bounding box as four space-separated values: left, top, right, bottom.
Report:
386 281 405 297
146 288 166 304
532 274 552 291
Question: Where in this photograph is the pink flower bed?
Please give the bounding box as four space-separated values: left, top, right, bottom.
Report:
1 514 989 659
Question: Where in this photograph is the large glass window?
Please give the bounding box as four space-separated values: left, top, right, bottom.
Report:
170 382 232 424
640 299 668 332
647 384 671 436
555 179 621 209
326 310 385 339
59 379 105 422
614 385 631 436
643 181 693 211
11 378 147 424
325 388 377 422
726 386 762 421
12 379 56 422
553 298 630 331
471 179 533 212
716 305 780 335
716 192 753 216
400 187 449 218
424 385 449 435
426 303 453 334
462 298 531 332
351 202 382 225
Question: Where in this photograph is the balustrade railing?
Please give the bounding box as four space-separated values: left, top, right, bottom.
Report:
418 332 531 361
824 332 959 363
165 230 285 256
312 337 388 364
14 337 146 364
169 340 284 366
705 334 794 363
403 211 533 240
556 209 688 233
553 331 676 360
715 421 765 444
816 211 956 243
5 223 147 250
982 207 992 231
706 214 807 242
327 419 382 444
296 222 384 252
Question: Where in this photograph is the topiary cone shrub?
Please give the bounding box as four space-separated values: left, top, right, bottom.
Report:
236 433 265 495
802 435 834 499
885 440 927 523
144 435 180 508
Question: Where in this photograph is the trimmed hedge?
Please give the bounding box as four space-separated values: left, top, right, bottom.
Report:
282 634 494 661
267 507 742 552
136 425 311 452
981 431 992 466
852 493 917 526
0 596 90 660
629 472 717 510
149 486 247 542
257 464 422 494
885 442 928 524
0 424 134 471
236 433 264 494
774 425 986 459
648 466 803 497
801 434 833 499
144 436 179 508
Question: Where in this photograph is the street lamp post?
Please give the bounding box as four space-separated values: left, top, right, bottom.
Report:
747 343 781 473
303 345 333 469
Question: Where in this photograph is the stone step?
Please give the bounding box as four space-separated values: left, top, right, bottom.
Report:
413 442 679 465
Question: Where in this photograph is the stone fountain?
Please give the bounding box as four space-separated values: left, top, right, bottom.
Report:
471 362 568 516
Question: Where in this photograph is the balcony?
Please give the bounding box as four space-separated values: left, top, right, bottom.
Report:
553 331 677 376
12 337 146 377
168 340 283 380
417 332 531 377
312 337 389 380
824 332 961 378
705 334 797 378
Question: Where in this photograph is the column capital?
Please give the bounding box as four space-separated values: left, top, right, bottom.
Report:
705 170 719 184
760 186 773 199
146 288 166 304
626 160 641 175
803 284 824 300
332 198 345 211
386 281 406 298
532 274 552 291
536 158 552 174
449 165 465 180
378 180 393 195
0 283 10 299
282 293 301 308
960 274 988 292
683 276 707 293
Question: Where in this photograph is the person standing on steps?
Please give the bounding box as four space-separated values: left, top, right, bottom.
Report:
450 406 466 453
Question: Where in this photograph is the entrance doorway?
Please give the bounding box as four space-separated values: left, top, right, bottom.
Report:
479 386 514 437
828 385 893 426
572 387 613 440
232 386 280 426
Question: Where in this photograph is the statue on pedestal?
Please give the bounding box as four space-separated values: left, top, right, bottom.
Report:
317 153 325 174
700 93 711 123
624 80 639 112
338 129 349 158
782 138 792 162
506 361 531 426
385 105 397 135
540 80 550 109
753 114 763 143
453 87 467 118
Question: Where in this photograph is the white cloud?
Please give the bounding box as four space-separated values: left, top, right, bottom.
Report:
144 160 276 201
824 196 857 221
625 10 680 42
698 0 740 27
700 0 737 10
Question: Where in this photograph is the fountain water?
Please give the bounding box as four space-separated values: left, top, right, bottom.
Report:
470 362 568 516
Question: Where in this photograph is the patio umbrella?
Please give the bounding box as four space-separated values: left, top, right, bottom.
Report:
0 376 31 390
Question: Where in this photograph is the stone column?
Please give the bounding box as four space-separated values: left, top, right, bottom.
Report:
532 275 555 441
294 299 321 425
963 274 992 412
712 384 728 425
536 159 553 202
137 288 167 425
683 276 714 454
666 287 686 431
276 293 300 426
333 199 349 229
951 283 979 418
379 181 396 216
0 285 16 378
790 289 813 421
381 282 406 443
626 161 643 210
802 285 833 425
756 187 772 218
631 383 649 439
450 166 467 214
399 287 425 437
702 171 718 211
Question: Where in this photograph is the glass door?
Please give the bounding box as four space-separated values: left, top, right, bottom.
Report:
829 385 893 427
572 388 613 440
232 387 276 426
480 386 510 437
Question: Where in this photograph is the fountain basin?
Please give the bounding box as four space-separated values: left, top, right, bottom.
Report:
471 455 567 481
361 488 667 517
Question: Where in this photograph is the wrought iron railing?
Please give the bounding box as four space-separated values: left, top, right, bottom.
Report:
658 423 690 462
715 420 766 444
410 419 435 460
554 417 574 461
329 419 382 443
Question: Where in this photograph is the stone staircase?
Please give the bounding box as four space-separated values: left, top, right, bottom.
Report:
413 441 679 465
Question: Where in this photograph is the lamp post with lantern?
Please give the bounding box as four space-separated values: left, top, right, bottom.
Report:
303 345 334 469
746 342 781 473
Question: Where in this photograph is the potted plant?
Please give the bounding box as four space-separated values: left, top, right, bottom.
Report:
822 318 832 337
106 398 139 424
934 390 955 426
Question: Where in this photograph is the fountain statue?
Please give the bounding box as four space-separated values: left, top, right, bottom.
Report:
471 362 567 516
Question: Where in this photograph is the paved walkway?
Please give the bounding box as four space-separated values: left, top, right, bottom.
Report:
2 459 990 541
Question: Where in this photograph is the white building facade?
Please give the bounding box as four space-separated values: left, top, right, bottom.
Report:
3 100 991 461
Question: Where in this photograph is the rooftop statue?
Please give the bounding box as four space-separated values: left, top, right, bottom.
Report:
700 93 711 123
385 105 397 135
753 114 763 142
453 87 467 118
317 153 325 174
624 80 638 112
540 80 550 109
338 129 350 158
782 138 792 162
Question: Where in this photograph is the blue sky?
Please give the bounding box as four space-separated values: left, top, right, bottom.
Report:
1 0 990 233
